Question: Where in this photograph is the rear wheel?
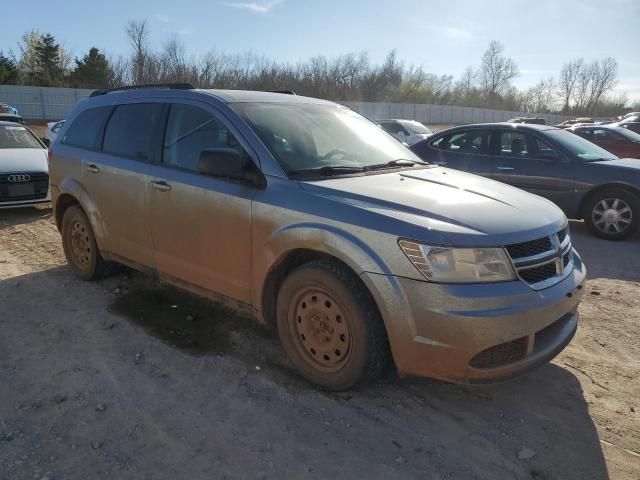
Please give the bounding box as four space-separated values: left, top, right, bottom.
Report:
61 205 113 280
276 260 389 391
584 189 639 240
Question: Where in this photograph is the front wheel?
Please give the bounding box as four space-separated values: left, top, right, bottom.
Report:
276 260 389 391
584 190 639 240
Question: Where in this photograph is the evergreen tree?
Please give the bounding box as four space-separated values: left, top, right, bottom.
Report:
0 52 19 84
70 47 110 88
34 33 64 86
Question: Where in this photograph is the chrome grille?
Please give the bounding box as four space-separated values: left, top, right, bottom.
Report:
506 227 573 290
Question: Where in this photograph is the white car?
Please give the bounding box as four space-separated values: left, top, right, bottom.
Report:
0 122 51 209
45 120 65 144
377 119 433 145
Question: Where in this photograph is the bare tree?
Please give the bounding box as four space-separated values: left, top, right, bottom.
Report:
558 58 584 112
126 19 153 84
478 41 519 105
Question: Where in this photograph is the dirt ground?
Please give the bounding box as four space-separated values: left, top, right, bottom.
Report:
0 207 638 480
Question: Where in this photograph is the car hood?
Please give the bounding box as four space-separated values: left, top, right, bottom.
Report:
0 148 48 173
589 158 640 169
299 167 566 247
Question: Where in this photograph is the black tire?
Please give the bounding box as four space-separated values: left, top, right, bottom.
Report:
583 189 639 241
276 260 389 391
61 205 113 280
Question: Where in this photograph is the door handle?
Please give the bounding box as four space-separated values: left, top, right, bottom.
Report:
496 166 514 171
87 164 100 173
150 180 172 192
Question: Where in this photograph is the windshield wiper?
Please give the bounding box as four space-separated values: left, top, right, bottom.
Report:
288 165 365 177
364 158 429 171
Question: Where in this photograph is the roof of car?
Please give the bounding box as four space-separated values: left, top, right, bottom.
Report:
0 119 25 125
445 122 557 132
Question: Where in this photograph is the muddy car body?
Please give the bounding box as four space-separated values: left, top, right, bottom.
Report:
49 85 586 390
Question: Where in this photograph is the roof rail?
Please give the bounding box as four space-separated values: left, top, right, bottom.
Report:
90 82 195 97
268 90 296 95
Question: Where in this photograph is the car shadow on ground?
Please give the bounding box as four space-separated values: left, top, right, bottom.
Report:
569 220 640 281
0 205 53 231
0 266 610 479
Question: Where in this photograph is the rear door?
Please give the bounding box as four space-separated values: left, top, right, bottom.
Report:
492 129 576 212
428 128 494 177
70 103 162 268
147 101 257 304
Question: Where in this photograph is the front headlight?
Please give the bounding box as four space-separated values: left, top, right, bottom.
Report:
399 240 516 283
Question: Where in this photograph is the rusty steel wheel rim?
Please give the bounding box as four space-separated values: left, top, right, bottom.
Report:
68 220 92 269
289 288 352 373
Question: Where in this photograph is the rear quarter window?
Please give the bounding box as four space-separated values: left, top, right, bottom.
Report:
62 107 112 150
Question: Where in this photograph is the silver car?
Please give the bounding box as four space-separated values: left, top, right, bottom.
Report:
0 121 51 209
49 85 586 390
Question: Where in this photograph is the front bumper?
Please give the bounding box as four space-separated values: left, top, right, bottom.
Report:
362 249 586 383
0 189 51 209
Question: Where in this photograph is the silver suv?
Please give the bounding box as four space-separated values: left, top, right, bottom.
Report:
50 84 586 390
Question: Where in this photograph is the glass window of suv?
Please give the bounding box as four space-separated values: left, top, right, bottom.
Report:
62 106 112 150
102 103 164 161
163 104 248 172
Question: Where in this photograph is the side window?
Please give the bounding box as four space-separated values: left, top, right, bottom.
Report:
439 130 490 154
102 103 164 161
592 129 612 141
499 131 529 156
381 122 402 135
163 104 247 172
62 107 112 150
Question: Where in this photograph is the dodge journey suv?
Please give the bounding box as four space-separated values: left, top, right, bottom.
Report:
50 84 586 390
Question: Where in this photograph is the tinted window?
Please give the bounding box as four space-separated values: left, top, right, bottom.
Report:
498 131 559 159
103 103 164 161
380 122 403 134
163 104 246 172
438 130 490 154
62 107 112 150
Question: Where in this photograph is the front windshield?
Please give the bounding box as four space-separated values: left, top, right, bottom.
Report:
0 125 42 149
232 102 423 174
400 120 432 135
547 129 617 161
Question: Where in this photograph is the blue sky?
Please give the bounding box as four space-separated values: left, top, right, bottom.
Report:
2 0 639 101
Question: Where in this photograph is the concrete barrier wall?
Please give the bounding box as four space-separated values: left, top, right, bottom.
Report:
1 84 576 125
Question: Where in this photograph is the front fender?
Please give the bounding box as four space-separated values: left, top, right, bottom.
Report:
252 221 395 311
56 177 110 251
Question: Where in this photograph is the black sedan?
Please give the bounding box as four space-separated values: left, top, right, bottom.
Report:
410 123 640 240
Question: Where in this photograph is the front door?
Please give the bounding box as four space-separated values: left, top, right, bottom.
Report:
147 102 257 304
491 129 576 213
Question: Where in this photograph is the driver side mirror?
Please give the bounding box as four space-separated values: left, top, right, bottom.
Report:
197 149 264 187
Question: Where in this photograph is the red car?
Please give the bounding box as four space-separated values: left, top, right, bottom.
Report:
570 125 640 159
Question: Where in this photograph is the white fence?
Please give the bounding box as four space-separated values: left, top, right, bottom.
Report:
0 85 93 121
0 84 574 125
339 101 573 125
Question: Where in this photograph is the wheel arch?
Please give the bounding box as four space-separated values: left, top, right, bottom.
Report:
54 177 109 250
577 182 640 219
255 223 394 329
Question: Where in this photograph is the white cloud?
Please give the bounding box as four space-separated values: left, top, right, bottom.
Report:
155 14 170 23
441 26 473 40
222 0 284 14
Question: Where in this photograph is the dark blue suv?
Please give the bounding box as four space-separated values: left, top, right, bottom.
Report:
411 123 640 240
